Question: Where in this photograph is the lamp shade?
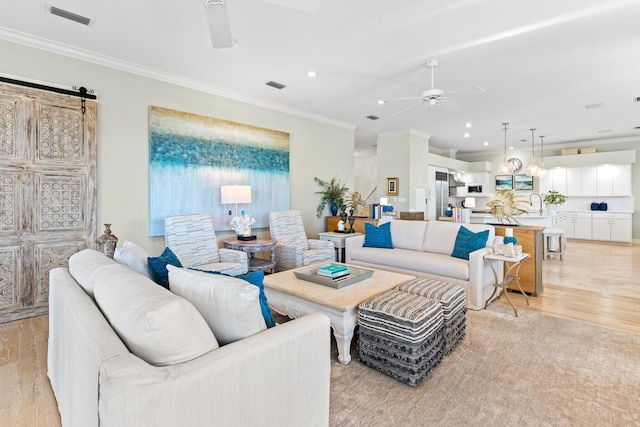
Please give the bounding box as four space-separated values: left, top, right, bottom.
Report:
221 185 252 204
464 197 476 208
379 197 388 205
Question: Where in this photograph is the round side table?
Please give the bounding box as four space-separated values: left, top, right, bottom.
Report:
223 238 276 273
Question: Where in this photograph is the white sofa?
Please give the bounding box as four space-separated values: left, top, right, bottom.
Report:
48 249 330 427
345 219 502 310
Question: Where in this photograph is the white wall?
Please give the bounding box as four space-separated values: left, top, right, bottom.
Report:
1 39 355 254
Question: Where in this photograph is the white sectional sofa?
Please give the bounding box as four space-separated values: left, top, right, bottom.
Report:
345 219 502 310
48 249 330 427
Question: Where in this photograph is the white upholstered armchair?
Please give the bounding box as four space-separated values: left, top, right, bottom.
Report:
164 214 248 275
269 210 334 272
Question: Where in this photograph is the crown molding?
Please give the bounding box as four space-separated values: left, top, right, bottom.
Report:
0 28 357 131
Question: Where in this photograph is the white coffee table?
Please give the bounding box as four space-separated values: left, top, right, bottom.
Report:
263 263 415 364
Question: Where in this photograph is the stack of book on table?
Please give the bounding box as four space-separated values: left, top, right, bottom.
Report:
317 263 350 279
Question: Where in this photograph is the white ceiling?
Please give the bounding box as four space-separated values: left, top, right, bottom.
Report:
2 0 640 157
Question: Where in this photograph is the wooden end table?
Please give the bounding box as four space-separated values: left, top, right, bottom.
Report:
223 238 276 273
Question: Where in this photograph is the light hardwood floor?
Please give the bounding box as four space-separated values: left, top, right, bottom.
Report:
0 240 638 426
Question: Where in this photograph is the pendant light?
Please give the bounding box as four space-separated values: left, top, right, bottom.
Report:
497 122 515 174
525 128 541 177
537 135 546 177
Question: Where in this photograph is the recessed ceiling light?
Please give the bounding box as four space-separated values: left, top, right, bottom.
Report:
483 141 489 146
464 122 472 128
377 100 386 105
306 71 317 78
463 132 470 138
509 146 515 150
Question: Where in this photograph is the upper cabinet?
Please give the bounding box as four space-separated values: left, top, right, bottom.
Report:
538 168 566 195
544 165 631 197
596 164 631 196
566 166 596 196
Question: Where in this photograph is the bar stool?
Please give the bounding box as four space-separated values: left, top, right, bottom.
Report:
543 228 565 260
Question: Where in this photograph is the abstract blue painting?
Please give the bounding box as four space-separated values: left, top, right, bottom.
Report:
148 106 290 236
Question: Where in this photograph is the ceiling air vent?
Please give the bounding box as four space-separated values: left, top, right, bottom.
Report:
634 97 640 103
366 115 379 120
265 81 286 90
585 102 603 110
49 6 91 25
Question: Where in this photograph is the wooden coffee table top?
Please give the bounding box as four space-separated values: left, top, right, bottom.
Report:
263 263 415 311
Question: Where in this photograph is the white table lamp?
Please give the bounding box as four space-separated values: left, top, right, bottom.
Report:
221 184 252 217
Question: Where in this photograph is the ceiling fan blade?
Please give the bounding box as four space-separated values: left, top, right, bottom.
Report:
439 99 466 113
391 103 419 117
446 85 486 95
205 0 233 49
391 97 422 101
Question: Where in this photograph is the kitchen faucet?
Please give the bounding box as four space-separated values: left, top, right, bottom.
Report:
529 192 543 215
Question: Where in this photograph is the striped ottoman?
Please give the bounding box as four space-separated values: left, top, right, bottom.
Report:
398 278 466 355
358 289 444 387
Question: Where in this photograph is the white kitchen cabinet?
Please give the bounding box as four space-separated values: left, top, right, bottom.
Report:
596 164 632 196
552 213 567 230
538 167 566 195
566 167 597 196
565 212 592 239
591 213 632 242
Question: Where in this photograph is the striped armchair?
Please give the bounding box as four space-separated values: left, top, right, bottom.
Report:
164 214 248 275
269 210 334 272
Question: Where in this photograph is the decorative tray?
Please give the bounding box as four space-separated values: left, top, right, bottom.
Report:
332 229 356 234
294 265 373 289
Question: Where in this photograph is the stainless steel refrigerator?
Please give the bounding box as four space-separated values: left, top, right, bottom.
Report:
435 171 448 218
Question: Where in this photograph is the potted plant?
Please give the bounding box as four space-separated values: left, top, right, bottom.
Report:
314 176 349 218
543 190 567 214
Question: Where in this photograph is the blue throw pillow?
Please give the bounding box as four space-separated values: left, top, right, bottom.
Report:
363 222 393 249
190 268 276 329
451 226 490 260
147 247 183 289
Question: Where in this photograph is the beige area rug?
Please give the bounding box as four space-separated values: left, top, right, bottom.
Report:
329 304 640 427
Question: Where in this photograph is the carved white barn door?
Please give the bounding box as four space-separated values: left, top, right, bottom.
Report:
0 82 97 323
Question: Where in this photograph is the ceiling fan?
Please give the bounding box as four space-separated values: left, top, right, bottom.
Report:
204 0 322 49
391 60 484 117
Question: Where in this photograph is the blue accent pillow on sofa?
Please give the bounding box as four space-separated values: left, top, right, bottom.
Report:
451 226 489 260
147 247 183 289
363 222 393 249
189 268 276 329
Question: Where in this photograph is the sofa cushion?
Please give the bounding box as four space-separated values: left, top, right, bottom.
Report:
451 226 490 260
389 220 428 251
350 247 471 281
363 222 393 249
148 247 183 289
423 221 494 255
93 266 218 366
69 249 124 298
168 266 267 345
190 268 276 329
114 240 153 279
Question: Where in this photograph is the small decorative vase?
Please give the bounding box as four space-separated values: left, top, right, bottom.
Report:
330 201 339 216
97 224 118 259
348 209 355 233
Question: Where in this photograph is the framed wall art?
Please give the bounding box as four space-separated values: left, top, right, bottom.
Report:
495 175 513 191
514 174 534 191
386 177 398 196
148 106 290 235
